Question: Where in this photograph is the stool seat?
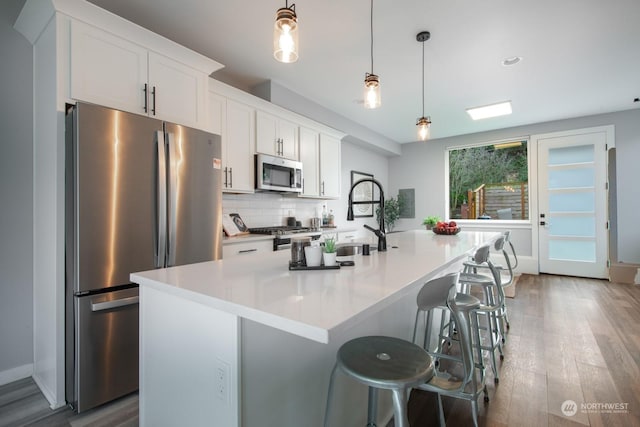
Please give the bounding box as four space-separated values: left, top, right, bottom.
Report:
337 336 434 389
454 292 481 308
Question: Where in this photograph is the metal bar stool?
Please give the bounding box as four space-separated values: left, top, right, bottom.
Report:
323 336 434 427
413 273 487 427
459 243 505 383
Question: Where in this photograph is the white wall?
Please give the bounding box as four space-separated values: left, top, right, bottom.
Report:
326 141 389 234
389 109 640 265
0 0 34 384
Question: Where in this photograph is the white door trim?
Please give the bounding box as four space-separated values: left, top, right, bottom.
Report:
531 125 614 278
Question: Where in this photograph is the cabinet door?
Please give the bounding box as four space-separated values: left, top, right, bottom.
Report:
148 52 207 128
298 127 319 197
319 134 341 198
209 92 226 136
225 100 255 193
70 20 147 114
279 118 299 160
255 111 279 156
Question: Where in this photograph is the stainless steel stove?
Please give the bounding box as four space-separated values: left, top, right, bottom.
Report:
249 226 322 250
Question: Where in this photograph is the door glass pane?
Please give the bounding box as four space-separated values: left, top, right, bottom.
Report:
549 240 596 262
549 192 594 212
548 145 594 165
548 216 595 237
548 167 594 189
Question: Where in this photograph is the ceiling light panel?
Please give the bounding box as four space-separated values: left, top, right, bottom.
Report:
466 101 512 120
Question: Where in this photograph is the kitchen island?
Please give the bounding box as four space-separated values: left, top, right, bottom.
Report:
131 230 499 427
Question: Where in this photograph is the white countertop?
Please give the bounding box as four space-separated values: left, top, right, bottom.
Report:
131 230 499 344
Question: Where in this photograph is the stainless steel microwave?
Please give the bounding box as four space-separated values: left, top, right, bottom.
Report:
255 153 303 193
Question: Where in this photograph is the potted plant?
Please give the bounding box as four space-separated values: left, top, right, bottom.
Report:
375 194 404 232
322 236 337 266
422 215 441 230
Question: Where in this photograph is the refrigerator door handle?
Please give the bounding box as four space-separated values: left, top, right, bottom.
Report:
91 296 139 312
155 131 167 268
166 132 178 267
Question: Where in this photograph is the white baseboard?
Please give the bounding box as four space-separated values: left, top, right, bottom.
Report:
32 372 65 409
513 255 538 275
0 363 33 387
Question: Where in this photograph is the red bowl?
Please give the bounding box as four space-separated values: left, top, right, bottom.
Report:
432 226 461 235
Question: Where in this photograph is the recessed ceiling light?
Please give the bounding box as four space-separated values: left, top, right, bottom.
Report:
502 56 522 66
466 101 512 120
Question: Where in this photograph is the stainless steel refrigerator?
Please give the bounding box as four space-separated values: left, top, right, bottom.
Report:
65 102 222 412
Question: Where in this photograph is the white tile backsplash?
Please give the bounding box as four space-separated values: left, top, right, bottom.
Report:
223 193 326 228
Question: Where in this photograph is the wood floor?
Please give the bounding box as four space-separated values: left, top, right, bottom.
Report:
2 274 640 426
406 274 640 427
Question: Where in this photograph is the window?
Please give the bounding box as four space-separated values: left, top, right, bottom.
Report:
447 139 529 221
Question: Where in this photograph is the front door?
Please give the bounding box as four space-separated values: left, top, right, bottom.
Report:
536 126 612 279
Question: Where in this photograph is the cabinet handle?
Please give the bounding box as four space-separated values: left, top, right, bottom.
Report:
223 167 228 188
229 167 233 188
151 86 157 115
322 181 325 195
238 248 257 254
302 178 305 193
143 84 148 113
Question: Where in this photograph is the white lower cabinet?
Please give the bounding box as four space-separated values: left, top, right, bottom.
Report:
337 231 359 243
223 239 273 258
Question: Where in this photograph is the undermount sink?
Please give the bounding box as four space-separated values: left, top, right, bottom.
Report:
335 243 376 256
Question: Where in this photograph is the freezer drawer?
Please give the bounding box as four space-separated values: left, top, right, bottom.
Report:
73 287 139 412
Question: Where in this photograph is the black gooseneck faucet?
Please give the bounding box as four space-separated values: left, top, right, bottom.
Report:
347 178 387 251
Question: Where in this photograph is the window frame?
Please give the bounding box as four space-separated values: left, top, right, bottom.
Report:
444 136 533 225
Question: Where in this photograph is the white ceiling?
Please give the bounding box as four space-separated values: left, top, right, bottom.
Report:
87 0 640 143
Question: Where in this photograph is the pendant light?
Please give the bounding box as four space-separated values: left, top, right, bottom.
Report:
416 31 431 140
274 1 298 63
364 0 381 109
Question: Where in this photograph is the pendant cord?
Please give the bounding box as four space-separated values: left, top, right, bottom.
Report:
421 39 425 116
370 0 374 73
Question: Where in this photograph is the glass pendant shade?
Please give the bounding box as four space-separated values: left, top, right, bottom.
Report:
417 116 431 141
274 5 298 63
364 73 381 109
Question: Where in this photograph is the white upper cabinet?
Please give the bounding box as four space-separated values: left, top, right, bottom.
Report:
299 128 341 199
147 52 207 128
70 20 147 114
70 20 208 129
256 110 298 159
221 98 255 193
319 133 341 198
298 126 320 197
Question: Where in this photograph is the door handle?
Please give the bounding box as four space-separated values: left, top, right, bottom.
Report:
155 131 167 268
91 296 139 312
166 132 178 266
143 83 148 113
151 86 157 115
229 167 233 188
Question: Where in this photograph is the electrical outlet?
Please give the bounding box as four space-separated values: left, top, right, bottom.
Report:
215 359 230 404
